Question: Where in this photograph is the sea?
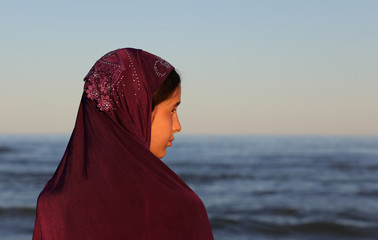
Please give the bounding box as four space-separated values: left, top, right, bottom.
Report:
0 134 378 240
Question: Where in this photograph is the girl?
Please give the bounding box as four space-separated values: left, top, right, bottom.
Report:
33 48 214 239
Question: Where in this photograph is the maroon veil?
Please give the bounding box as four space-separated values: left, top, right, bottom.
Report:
33 48 214 239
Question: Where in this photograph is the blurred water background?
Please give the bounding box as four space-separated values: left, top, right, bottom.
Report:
0 134 377 240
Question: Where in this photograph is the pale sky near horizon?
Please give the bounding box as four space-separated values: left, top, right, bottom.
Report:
1 0 377 136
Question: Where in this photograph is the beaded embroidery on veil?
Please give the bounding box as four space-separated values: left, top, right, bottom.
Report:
84 49 172 112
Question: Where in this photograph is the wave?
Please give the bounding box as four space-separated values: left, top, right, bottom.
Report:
0 146 13 153
210 216 376 237
0 206 36 216
357 190 378 197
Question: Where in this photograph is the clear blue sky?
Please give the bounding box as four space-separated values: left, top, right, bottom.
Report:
1 0 377 135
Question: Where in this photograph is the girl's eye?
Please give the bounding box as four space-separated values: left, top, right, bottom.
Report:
171 108 177 113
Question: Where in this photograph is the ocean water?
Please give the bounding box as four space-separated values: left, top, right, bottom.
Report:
0 134 378 240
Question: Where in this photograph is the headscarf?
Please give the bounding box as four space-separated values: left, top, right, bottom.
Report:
33 48 214 240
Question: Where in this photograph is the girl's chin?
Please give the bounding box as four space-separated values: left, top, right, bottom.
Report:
154 149 167 159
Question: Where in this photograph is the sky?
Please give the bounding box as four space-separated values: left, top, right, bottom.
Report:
0 0 377 136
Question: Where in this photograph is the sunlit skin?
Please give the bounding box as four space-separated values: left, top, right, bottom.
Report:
150 85 182 159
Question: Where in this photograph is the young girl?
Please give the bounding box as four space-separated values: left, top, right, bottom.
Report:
33 48 214 239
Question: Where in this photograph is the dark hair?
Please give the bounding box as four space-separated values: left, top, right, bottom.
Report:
152 69 181 111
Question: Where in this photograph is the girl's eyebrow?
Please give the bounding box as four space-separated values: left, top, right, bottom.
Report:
173 101 181 108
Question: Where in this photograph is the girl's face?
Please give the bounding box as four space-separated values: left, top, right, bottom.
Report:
150 85 182 159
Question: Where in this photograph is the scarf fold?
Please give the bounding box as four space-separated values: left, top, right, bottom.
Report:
33 48 214 240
